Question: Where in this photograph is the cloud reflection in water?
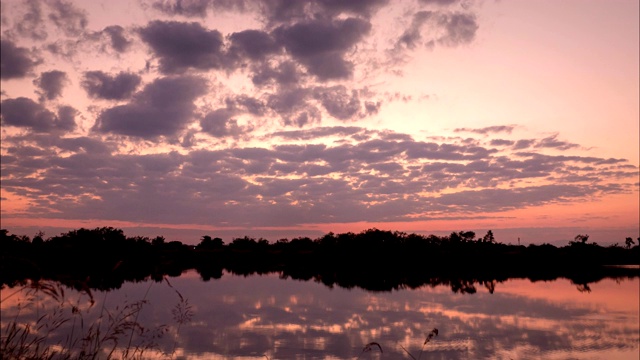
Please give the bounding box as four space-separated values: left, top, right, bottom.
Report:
2 273 638 359
133 272 639 359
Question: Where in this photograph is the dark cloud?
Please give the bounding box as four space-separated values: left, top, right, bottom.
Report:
1 126 636 227
313 86 361 120
151 0 212 17
273 17 371 80
200 108 253 138
313 0 389 18
81 71 142 100
47 0 88 37
14 0 48 41
419 0 460 6
227 95 267 116
455 125 515 135
0 39 40 80
55 105 78 131
253 0 388 25
288 108 321 127
397 11 433 49
55 136 114 154
0 97 76 132
270 126 364 140
251 61 300 87
438 12 478 46
102 25 131 53
33 70 68 101
405 141 497 161
149 0 250 17
44 40 77 59
396 10 478 51
150 0 388 26
364 101 381 116
513 139 535 150
92 76 207 139
229 30 281 61
435 185 595 211
267 87 309 113
266 87 324 126
490 139 515 147
139 20 225 74
33 70 69 101
535 134 579 151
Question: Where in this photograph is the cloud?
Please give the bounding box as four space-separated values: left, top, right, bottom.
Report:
81 71 142 100
273 17 371 80
266 87 323 127
47 0 88 37
513 139 535 150
139 20 226 74
313 86 361 120
102 25 132 53
56 105 79 131
535 134 579 150
200 108 253 138
397 11 433 49
55 136 114 154
0 97 76 132
249 0 388 25
0 39 40 80
228 29 281 62
437 12 478 46
395 10 478 51
92 76 207 139
419 0 461 6
1 126 636 227
150 0 213 17
490 139 515 147
455 125 515 135
33 70 68 101
13 0 48 41
312 0 389 18
435 185 596 212
251 61 300 87
227 95 267 116
270 126 365 141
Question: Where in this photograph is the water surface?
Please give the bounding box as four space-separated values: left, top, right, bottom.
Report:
2 272 638 359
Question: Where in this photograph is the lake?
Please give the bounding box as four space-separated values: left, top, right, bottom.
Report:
1 271 638 359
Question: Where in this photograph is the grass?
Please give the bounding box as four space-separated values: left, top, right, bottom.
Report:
3 277 439 359
0 278 192 360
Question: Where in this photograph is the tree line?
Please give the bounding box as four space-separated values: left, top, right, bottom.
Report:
1 227 638 293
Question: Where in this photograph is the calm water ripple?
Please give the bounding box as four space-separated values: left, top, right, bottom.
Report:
1 271 638 359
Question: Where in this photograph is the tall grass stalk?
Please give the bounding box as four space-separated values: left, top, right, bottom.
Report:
400 328 439 360
1 278 191 360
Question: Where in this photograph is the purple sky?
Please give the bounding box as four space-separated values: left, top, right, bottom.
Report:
1 0 638 245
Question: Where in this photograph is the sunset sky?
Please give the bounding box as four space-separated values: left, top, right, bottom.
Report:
1 0 638 245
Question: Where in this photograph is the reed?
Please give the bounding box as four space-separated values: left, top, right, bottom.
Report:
0 278 192 360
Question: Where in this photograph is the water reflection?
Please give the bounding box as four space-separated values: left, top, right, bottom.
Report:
2 273 638 359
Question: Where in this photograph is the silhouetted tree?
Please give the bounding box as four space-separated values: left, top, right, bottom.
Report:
197 235 224 249
625 237 635 249
482 230 495 243
569 234 589 246
151 236 165 246
449 231 476 242
32 231 45 245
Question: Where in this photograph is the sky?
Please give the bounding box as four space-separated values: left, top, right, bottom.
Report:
1 0 638 245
